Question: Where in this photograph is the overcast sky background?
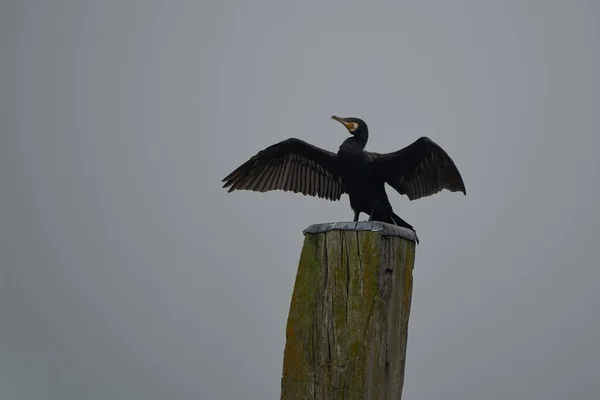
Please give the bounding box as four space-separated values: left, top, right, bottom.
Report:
1 1 599 399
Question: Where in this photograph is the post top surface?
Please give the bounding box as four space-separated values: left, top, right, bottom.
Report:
303 221 418 243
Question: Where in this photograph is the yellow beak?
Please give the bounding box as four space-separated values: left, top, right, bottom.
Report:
331 115 351 130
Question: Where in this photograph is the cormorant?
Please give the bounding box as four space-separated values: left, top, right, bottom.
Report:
222 116 466 240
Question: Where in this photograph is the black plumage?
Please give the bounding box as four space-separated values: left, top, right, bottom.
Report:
222 116 466 240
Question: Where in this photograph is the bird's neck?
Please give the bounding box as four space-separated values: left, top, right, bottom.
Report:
340 135 368 151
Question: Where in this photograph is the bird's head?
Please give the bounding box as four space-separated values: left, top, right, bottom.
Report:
331 115 368 140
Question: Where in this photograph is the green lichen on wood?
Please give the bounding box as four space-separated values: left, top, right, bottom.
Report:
281 228 416 400
281 234 321 390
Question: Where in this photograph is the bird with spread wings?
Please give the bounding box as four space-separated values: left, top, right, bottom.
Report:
222 115 466 242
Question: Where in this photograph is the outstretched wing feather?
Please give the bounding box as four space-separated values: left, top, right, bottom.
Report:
371 137 466 200
222 138 344 201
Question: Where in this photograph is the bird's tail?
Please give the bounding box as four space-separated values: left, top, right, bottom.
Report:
371 210 419 243
388 212 414 230
370 209 412 229
389 212 419 243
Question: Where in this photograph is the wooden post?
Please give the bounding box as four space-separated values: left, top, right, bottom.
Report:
280 221 418 400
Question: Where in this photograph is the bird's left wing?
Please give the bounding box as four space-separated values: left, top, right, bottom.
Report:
222 138 344 201
370 137 466 200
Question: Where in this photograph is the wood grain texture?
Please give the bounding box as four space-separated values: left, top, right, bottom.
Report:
281 226 416 400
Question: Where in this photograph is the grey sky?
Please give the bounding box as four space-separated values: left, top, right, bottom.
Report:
1 0 599 399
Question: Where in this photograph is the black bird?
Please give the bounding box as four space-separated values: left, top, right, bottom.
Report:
222 116 466 240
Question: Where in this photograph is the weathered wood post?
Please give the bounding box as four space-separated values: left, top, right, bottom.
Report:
280 221 418 400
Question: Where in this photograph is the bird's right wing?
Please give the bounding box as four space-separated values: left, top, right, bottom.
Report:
222 138 344 201
370 137 466 200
